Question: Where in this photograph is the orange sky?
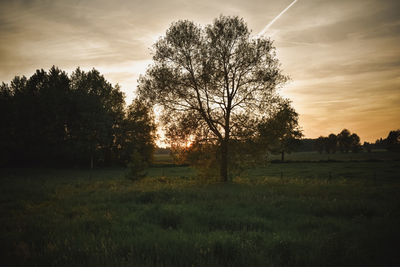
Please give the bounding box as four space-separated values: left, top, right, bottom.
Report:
1 0 399 142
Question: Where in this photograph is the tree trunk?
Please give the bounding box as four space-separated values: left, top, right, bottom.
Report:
281 150 285 162
220 140 228 182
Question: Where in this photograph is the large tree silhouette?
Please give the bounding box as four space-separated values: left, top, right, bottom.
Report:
69 68 125 167
138 16 287 181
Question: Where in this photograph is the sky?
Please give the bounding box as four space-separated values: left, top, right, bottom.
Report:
1 0 399 142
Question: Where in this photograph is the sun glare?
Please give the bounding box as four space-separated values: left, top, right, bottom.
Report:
184 141 193 148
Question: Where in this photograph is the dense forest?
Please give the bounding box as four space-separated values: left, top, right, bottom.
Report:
0 66 156 167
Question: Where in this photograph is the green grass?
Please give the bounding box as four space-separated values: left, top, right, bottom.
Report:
153 149 400 165
153 153 174 165
1 156 399 266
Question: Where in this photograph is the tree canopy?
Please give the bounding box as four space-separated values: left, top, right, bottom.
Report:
258 101 303 161
312 129 361 154
138 16 288 181
0 66 156 167
386 129 400 152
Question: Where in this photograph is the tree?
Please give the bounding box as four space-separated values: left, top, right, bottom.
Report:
374 137 386 149
13 71 46 163
350 133 361 153
1 66 158 168
138 16 287 181
117 99 157 165
326 133 337 154
363 141 372 152
337 129 352 153
337 129 362 153
0 82 14 164
0 66 137 167
69 68 125 167
37 66 71 162
386 129 400 152
258 102 302 161
315 136 325 154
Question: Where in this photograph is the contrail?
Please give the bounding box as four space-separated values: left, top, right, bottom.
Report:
257 0 298 37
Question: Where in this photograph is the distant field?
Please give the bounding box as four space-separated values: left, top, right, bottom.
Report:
153 150 400 165
1 153 399 266
153 153 174 165
267 150 400 162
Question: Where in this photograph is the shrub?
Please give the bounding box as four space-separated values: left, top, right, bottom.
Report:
126 149 148 181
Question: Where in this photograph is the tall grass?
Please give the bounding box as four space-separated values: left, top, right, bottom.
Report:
0 159 399 266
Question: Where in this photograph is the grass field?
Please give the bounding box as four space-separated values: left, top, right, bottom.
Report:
264 150 400 162
1 151 399 266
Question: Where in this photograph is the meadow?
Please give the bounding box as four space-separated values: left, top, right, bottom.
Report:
1 151 399 266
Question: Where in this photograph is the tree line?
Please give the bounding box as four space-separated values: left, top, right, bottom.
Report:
315 129 361 153
364 130 400 152
0 66 156 167
296 129 400 153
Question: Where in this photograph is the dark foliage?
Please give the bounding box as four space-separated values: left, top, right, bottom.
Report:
386 129 400 152
0 66 156 167
258 101 303 161
305 129 362 154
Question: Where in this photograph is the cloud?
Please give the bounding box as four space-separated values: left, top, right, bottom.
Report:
0 0 399 142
